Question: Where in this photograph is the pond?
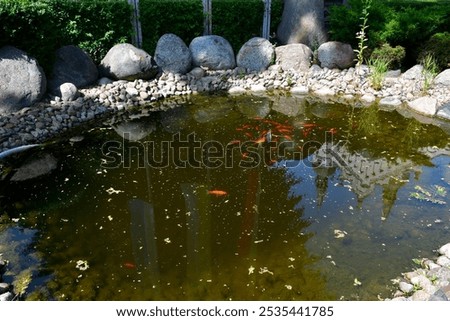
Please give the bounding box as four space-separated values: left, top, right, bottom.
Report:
0 93 449 300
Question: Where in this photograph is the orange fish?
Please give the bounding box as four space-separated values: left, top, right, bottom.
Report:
123 262 136 269
329 128 338 134
208 190 228 196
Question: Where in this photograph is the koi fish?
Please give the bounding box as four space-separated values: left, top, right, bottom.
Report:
329 128 338 135
228 140 241 145
302 123 317 128
208 190 228 196
123 262 136 269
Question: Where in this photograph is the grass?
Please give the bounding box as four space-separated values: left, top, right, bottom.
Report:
368 57 390 90
420 54 439 93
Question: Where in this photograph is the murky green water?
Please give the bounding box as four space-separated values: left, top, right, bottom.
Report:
1 94 449 300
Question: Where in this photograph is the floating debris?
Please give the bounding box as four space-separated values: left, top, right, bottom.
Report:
75 260 89 271
164 238 171 244
106 187 124 195
410 185 447 205
248 266 255 275
334 229 348 239
353 278 362 286
259 267 274 275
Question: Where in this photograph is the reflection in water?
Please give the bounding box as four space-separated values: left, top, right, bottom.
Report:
0 94 449 300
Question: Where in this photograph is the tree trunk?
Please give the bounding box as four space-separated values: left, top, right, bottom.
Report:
277 0 327 48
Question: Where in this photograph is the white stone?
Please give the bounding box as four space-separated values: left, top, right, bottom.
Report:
60 82 78 101
438 243 450 258
360 93 376 104
228 86 246 95
434 69 450 86
291 86 309 95
437 255 450 266
313 87 335 97
402 65 423 80
399 282 414 293
411 290 431 301
379 97 402 108
250 84 266 93
407 96 438 116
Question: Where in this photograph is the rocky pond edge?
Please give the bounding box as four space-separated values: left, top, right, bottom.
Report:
2 45 450 301
1 61 450 155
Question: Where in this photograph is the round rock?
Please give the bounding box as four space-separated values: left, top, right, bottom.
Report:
0 46 47 114
154 33 192 74
49 45 98 95
98 43 159 81
236 37 274 72
189 35 236 70
60 83 78 101
275 44 313 72
318 41 355 69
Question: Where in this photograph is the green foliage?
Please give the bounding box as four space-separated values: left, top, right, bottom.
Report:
212 0 283 52
368 57 389 90
420 54 439 92
139 0 283 55
354 0 372 66
0 0 132 72
329 0 450 68
419 32 450 71
370 43 406 69
139 0 203 55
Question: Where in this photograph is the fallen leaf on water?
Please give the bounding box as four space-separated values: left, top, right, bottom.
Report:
248 266 255 275
334 229 347 239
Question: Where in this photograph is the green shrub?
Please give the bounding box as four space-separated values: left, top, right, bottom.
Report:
328 0 450 68
139 0 283 55
139 0 203 55
212 0 283 52
0 0 132 72
419 32 450 71
370 43 406 70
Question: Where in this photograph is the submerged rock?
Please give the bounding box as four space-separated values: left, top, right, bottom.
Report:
10 154 58 182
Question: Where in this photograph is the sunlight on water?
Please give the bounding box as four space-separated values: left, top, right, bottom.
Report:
0 94 449 300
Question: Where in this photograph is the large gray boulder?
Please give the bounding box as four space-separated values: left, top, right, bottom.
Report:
0 46 46 114
434 69 450 86
154 33 192 74
49 45 98 96
317 41 355 69
277 0 327 48
236 37 274 72
407 96 438 116
275 44 313 72
98 43 158 81
189 35 236 70
402 65 423 80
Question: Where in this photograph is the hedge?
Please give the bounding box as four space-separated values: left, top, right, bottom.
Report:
0 0 132 72
139 0 283 55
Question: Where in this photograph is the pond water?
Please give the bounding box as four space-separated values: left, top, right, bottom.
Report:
1 93 449 300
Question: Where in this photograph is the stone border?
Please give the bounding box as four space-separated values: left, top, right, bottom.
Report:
388 243 450 301
1 63 450 155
